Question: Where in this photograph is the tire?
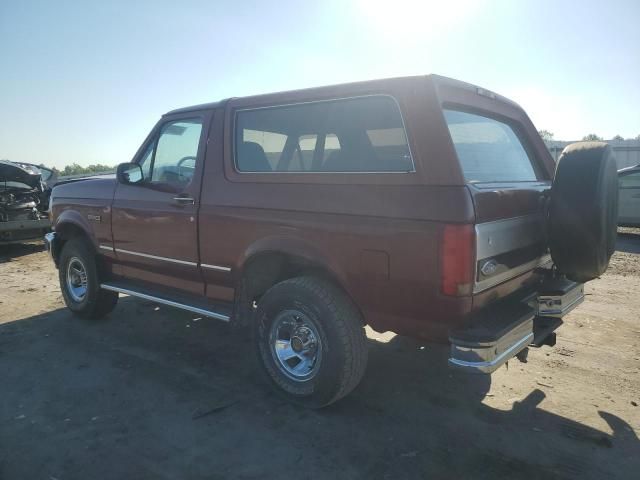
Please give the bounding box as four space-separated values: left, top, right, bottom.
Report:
255 276 368 408
548 142 618 282
58 237 118 319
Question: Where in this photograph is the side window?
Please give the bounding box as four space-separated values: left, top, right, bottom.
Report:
150 119 203 185
290 134 317 171
619 172 640 188
234 96 413 173
242 129 287 170
366 128 411 171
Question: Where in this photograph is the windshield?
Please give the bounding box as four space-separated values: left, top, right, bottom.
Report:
444 109 540 183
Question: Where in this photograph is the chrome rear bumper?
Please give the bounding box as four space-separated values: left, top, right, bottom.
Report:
449 279 584 374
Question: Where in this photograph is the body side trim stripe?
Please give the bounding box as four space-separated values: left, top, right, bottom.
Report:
201 263 232 272
102 246 232 271
115 248 197 266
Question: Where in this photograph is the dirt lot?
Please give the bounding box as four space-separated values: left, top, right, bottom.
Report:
1 233 639 479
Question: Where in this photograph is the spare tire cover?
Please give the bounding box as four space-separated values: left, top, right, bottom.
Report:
548 142 618 282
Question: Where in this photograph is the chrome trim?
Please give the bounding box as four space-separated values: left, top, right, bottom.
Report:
173 196 195 205
201 263 232 272
99 245 114 252
448 332 533 374
115 248 197 266
470 182 550 190
44 232 57 261
233 94 416 174
99 283 230 321
474 254 552 293
538 284 585 317
475 214 545 260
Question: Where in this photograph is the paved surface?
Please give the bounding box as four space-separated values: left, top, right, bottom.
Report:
0 234 639 479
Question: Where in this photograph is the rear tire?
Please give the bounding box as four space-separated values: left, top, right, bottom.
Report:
59 237 118 319
255 276 368 408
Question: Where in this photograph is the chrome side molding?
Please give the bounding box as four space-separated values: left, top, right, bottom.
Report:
115 248 198 266
99 283 231 321
99 246 232 272
201 263 232 272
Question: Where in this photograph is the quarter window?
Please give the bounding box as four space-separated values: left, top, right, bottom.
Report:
235 96 413 173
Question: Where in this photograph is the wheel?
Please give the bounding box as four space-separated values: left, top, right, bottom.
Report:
58 237 118 319
548 142 618 282
255 276 368 408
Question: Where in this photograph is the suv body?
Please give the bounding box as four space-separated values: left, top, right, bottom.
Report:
45 75 590 406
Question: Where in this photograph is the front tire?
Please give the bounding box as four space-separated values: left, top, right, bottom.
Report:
255 276 368 408
59 237 118 319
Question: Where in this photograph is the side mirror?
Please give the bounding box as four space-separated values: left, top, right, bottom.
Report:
116 162 143 185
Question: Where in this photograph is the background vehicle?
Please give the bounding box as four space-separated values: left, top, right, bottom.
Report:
44 75 618 407
0 160 53 244
618 164 640 227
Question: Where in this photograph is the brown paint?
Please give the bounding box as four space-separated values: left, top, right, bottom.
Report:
51 74 556 341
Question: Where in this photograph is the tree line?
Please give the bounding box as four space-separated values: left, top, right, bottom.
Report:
538 131 640 142
52 163 115 177
0 161 115 176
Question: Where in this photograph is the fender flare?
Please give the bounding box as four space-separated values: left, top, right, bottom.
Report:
238 235 351 294
54 209 98 250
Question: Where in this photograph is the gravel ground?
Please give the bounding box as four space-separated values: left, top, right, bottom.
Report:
0 232 638 479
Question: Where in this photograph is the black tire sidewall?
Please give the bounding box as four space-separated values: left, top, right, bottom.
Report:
549 143 619 282
58 238 102 317
255 280 350 408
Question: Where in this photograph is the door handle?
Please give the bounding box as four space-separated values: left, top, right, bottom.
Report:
173 195 195 205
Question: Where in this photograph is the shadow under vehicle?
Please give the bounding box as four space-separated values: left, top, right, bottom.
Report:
0 300 637 479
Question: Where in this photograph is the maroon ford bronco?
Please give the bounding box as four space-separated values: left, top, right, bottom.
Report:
45 75 618 407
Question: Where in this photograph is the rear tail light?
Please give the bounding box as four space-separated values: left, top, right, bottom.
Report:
441 224 476 296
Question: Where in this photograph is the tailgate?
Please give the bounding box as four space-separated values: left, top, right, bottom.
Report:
436 79 556 302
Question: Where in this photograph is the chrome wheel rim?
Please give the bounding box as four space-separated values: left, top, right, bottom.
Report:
66 257 88 302
269 309 322 382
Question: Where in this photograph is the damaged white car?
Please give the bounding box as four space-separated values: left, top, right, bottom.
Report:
0 160 55 244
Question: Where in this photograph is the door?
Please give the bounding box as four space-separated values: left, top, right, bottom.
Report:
618 170 640 226
111 113 211 295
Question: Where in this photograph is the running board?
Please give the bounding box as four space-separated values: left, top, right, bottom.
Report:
100 282 231 322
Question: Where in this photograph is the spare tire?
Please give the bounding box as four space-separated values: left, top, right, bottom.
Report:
548 142 618 282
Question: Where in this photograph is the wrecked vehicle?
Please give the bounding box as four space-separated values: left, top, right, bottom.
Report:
44 75 618 407
0 160 54 244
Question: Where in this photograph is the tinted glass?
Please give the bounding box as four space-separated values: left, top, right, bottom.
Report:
242 129 287 170
444 110 539 183
619 171 640 188
235 96 413 172
151 119 202 185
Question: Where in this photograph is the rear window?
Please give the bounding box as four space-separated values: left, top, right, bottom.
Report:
235 96 413 173
444 110 539 183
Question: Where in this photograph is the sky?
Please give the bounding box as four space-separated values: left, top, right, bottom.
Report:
1 0 639 169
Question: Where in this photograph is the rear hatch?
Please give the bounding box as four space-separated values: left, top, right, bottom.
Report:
432 76 555 307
